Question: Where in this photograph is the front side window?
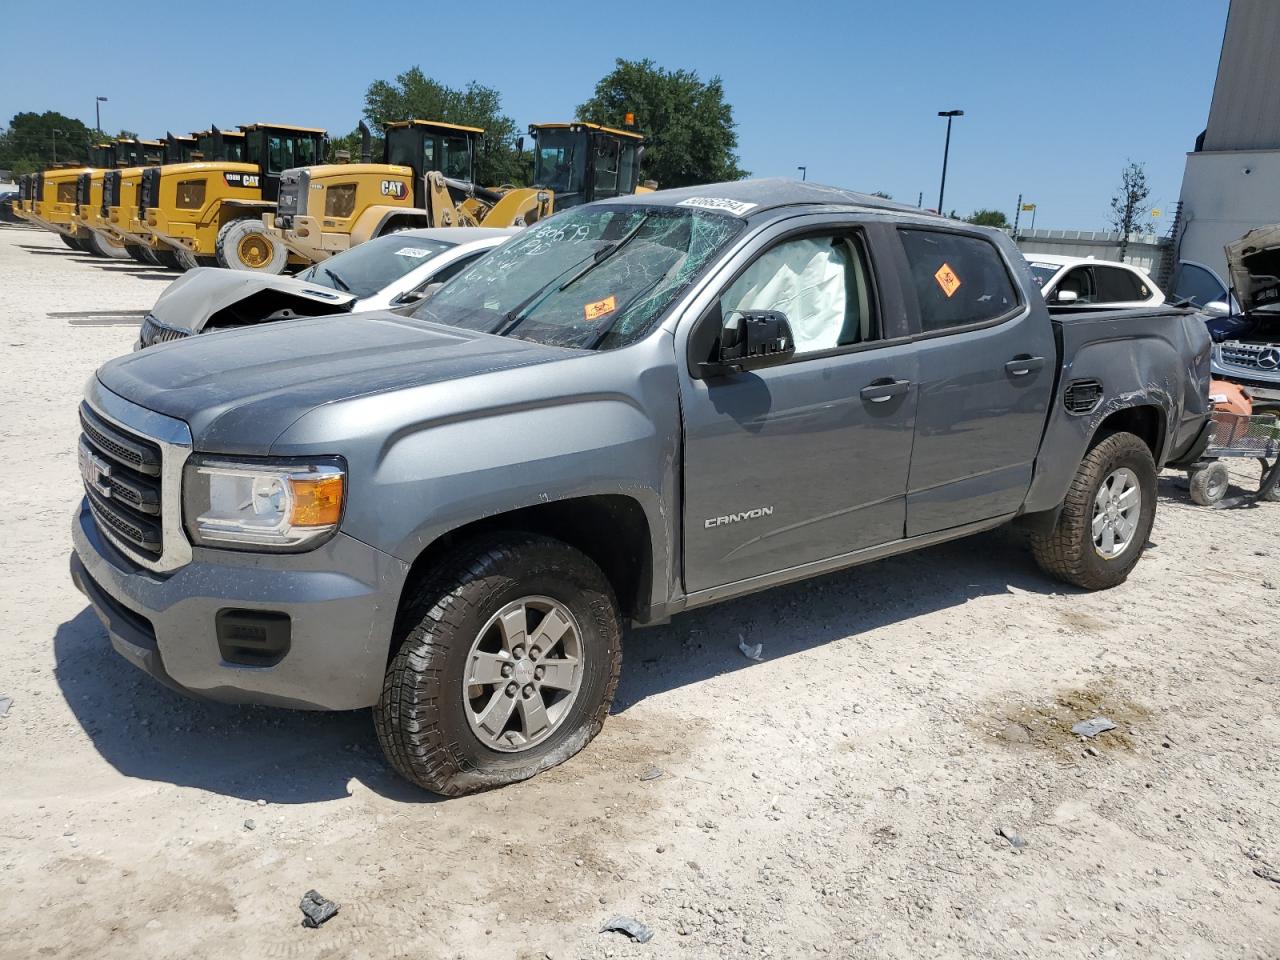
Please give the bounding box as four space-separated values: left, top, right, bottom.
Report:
267 135 286 174
720 233 876 355
899 229 1019 332
324 183 357 218
440 136 472 180
1173 263 1227 308
533 130 584 194
1054 267 1096 303
298 233 454 300
414 203 743 351
1094 265 1151 302
175 179 206 209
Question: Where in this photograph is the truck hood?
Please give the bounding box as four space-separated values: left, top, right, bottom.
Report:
97 313 570 453
149 267 357 334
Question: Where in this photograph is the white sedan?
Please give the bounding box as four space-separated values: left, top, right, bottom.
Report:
1024 253 1164 310
137 227 517 348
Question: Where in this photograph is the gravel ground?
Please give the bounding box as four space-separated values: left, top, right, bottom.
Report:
2 224 1279 960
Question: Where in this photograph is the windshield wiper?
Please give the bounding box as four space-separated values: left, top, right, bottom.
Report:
557 215 650 291
322 267 351 292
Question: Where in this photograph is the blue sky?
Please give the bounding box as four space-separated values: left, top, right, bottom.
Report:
0 0 1229 230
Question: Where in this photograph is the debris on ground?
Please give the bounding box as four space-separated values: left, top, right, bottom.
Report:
0 696 11 718
299 890 340 928
639 765 664 782
1253 864 1280 885
995 825 1027 849
243 819 256 831
737 635 763 661
600 915 654 943
1071 717 1117 738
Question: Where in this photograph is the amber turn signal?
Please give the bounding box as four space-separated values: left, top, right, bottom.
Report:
288 473 344 527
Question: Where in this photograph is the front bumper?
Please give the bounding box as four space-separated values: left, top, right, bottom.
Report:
263 213 346 263
70 499 409 710
1211 359 1280 403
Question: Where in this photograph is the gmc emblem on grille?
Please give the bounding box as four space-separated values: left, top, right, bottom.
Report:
78 439 113 498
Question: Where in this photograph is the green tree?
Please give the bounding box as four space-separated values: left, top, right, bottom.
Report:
0 111 94 173
965 208 1009 228
1109 160 1151 262
361 67 524 185
576 58 747 189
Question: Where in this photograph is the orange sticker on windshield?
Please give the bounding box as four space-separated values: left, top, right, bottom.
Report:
584 295 617 322
934 262 961 298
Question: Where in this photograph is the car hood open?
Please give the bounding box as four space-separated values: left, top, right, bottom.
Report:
97 312 571 453
1226 225 1280 316
149 267 358 334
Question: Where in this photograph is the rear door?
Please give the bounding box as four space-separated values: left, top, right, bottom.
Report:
896 227 1056 536
680 219 919 593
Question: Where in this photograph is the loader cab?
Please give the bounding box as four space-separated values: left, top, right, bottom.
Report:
194 127 246 163
529 122 644 209
240 123 326 202
88 143 117 169
384 120 480 205
162 134 199 165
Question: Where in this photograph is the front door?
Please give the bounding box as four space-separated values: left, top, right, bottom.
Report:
895 228 1056 536
681 225 919 594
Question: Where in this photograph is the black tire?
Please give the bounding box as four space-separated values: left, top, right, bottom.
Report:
125 244 157 265
375 534 622 796
83 230 131 259
1030 431 1157 590
215 217 287 273
151 248 184 271
59 233 82 251
374 217 419 238
1188 461 1230 506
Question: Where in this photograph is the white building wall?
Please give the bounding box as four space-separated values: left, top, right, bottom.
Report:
1176 148 1280 282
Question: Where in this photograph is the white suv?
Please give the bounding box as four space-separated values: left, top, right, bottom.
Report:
1025 254 1164 309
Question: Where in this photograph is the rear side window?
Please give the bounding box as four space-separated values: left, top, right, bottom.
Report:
1094 265 1151 302
899 229 1019 332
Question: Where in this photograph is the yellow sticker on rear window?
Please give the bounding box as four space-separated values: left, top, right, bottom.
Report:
584 295 617 322
934 262 961 298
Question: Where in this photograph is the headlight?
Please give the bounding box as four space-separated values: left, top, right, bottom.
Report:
183 456 345 551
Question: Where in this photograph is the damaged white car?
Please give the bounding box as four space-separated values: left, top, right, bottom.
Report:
136 227 516 349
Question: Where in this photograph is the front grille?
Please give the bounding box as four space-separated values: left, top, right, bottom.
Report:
1220 341 1280 372
138 315 191 348
1064 378 1103 414
79 404 166 560
103 171 121 217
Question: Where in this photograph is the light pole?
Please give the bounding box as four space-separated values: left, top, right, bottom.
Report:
797 165 807 182
95 96 108 136
936 109 963 214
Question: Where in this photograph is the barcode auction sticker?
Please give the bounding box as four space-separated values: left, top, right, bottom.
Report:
676 197 759 217
395 247 434 259
584 295 618 321
934 262 962 298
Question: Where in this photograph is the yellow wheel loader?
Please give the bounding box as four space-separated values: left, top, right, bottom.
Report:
26 163 96 252
13 173 34 221
73 140 164 259
139 122 325 273
263 120 647 266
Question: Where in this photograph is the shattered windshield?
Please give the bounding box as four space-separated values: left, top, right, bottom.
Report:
412 204 743 350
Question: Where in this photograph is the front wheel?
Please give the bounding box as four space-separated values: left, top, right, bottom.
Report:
83 230 131 259
59 233 86 252
1031 431 1157 590
216 217 287 273
374 534 622 796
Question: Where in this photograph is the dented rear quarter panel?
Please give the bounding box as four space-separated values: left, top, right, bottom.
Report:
1023 306 1212 513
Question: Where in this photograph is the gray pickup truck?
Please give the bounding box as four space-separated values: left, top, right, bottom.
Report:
70 180 1212 795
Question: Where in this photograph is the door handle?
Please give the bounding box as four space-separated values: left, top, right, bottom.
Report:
1005 356 1045 376
860 379 911 403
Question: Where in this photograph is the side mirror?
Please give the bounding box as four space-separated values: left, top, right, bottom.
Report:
393 282 444 307
699 309 795 377
1204 300 1230 317
1054 289 1079 304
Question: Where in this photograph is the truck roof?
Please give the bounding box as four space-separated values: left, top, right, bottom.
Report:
614 178 943 219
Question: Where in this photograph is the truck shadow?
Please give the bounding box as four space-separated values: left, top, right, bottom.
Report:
53 608 407 804
53 526 1071 804
612 525 1079 713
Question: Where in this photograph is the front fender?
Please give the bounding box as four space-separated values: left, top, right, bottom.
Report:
354 206 431 245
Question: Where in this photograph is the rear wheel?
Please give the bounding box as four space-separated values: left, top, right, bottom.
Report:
216 217 286 273
83 230 131 259
59 234 85 252
374 534 622 796
125 244 159 266
151 248 184 271
1031 431 1157 590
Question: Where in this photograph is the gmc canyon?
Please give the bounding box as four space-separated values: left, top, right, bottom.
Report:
70 179 1212 795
